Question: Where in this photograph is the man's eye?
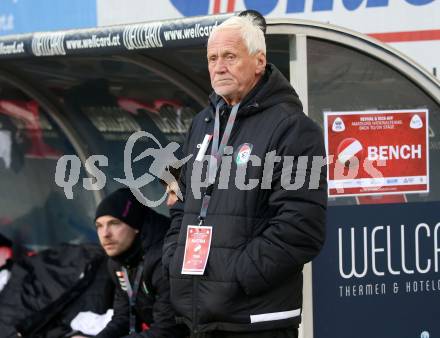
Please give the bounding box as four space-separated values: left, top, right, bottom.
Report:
107 220 121 227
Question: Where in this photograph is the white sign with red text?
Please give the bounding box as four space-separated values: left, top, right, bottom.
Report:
324 109 429 197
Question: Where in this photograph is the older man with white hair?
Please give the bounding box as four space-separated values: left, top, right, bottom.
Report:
163 11 327 338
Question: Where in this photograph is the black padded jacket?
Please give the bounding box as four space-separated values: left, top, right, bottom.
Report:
163 64 327 333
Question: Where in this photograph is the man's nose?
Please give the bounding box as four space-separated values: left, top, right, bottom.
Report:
102 226 112 237
214 58 227 73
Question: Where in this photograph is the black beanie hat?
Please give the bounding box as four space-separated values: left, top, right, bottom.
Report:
95 188 145 231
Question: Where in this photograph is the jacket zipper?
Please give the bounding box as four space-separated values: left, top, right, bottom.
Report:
191 104 257 334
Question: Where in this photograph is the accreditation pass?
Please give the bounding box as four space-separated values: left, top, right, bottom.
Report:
181 225 213 275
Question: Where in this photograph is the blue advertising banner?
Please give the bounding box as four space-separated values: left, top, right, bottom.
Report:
313 202 440 338
0 0 97 35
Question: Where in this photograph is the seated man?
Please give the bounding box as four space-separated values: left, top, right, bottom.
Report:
92 188 186 338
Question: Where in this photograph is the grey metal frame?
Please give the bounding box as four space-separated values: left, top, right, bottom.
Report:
116 54 209 106
267 19 440 104
0 54 210 206
0 66 105 204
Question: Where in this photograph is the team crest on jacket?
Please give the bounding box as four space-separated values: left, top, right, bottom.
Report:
116 271 128 292
235 143 253 165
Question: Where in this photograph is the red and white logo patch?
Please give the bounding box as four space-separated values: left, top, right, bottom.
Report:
235 143 253 165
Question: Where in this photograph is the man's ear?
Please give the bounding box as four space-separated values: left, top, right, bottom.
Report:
255 52 266 75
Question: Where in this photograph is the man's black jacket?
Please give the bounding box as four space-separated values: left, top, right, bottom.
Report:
163 64 327 333
0 243 113 338
97 209 186 338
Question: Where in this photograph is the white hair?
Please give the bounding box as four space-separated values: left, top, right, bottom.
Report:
209 14 266 55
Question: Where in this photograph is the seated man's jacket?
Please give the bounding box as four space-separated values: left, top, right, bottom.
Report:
0 243 113 338
97 209 186 338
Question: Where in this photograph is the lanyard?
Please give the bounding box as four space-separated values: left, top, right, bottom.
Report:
199 102 240 224
122 264 145 334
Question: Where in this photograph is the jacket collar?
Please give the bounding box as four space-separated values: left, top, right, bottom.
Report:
112 234 143 268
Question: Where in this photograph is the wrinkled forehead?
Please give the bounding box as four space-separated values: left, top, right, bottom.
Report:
208 27 245 45
207 27 248 53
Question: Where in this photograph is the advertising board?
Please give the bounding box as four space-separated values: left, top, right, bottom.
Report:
324 110 429 197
